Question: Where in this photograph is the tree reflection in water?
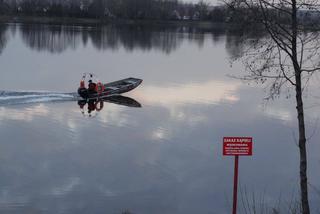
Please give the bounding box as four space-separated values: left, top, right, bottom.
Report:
225 27 267 61
17 23 231 54
20 24 82 53
1 23 268 57
0 24 9 55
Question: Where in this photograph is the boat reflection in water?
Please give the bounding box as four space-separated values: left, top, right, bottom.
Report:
78 95 141 117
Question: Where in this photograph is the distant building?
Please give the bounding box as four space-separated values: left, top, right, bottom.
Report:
183 15 190 20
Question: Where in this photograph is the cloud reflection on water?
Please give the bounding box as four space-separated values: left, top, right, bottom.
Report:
0 104 49 122
136 80 240 106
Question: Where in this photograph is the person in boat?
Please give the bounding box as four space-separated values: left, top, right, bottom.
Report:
88 79 97 94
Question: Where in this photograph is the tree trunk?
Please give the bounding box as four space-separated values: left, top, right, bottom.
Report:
295 71 310 214
291 1 310 212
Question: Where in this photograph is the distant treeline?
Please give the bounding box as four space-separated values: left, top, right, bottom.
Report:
0 0 319 25
0 0 228 22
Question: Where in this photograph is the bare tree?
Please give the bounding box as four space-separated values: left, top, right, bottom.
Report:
223 0 320 213
195 0 209 19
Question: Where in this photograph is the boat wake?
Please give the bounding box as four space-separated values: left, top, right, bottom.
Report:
0 91 78 106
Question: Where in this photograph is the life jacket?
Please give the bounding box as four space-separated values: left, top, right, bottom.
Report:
95 82 105 95
80 80 85 88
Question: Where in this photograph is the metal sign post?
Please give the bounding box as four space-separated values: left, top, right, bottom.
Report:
232 155 239 214
223 137 253 214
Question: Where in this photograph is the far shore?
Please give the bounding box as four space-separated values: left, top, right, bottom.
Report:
0 15 228 29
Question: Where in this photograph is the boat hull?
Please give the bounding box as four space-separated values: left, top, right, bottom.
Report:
78 77 142 100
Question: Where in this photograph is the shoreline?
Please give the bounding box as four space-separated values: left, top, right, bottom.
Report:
0 15 227 29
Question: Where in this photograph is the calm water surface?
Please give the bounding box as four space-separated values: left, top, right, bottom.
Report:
0 23 319 214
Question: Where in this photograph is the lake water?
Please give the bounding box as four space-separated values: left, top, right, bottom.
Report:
0 23 319 214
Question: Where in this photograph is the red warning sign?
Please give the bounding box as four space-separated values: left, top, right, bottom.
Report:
223 137 253 156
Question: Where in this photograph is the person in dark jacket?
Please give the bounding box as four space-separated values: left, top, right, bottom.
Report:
88 80 97 94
